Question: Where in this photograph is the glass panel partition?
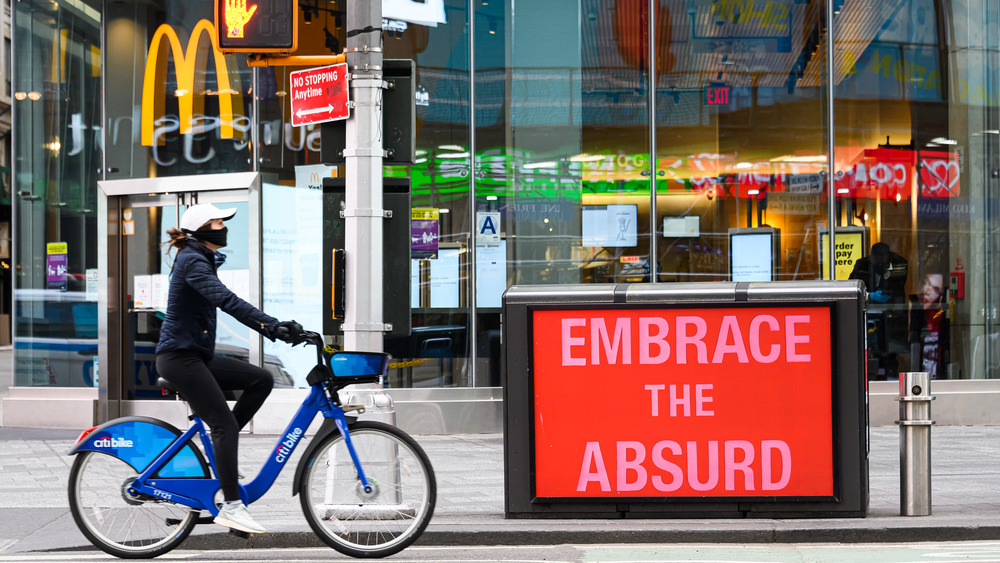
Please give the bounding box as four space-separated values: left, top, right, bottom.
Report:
11 0 1000 396
384 0 472 388
836 0 1000 381
13 0 102 387
103 2 254 179
472 0 654 384
654 0 829 284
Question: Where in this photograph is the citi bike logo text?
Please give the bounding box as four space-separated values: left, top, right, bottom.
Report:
93 436 134 448
275 428 304 463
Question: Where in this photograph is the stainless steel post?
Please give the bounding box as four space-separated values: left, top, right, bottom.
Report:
896 372 934 516
343 0 394 425
344 0 385 353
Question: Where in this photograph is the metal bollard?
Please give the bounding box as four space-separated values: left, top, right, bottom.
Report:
895 372 934 516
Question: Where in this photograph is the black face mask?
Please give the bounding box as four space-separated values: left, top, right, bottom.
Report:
192 226 228 248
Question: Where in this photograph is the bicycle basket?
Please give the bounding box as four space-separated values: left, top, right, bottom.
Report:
327 351 389 383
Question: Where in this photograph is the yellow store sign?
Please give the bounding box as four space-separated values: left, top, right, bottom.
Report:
141 19 244 146
820 230 866 281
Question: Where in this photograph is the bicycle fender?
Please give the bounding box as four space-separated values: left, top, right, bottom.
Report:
66 415 209 478
291 416 345 496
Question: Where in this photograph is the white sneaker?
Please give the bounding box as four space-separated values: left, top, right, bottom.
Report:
214 503 266 534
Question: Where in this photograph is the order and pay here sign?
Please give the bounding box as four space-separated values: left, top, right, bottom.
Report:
531 305 834 499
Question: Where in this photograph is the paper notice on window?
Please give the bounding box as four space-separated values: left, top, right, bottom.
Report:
86 269 99 302
152 274 169 310
134 275 152 308
219 269 252 302
476 242 506 308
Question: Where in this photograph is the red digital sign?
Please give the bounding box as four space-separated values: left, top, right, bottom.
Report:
532 305 833 499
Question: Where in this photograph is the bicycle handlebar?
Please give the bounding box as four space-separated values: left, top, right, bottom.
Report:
294 330 326 366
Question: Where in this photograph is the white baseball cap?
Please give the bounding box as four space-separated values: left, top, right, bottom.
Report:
180 204 237 232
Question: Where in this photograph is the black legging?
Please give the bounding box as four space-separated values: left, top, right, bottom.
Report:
155 350 274 502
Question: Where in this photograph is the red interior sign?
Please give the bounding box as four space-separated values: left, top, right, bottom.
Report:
705 86 731 105
532 306 833 499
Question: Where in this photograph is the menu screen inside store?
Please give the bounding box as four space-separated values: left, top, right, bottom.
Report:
531 305 835 499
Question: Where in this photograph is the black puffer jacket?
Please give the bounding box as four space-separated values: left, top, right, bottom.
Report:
155 240 278 360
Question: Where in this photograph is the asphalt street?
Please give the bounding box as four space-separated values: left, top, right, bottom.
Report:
5 542 1000 562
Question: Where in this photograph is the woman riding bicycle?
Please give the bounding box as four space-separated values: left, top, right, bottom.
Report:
156 203 301 535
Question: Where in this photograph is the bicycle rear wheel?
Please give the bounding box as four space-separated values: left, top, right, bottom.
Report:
299 421 436 558
68 451 199 558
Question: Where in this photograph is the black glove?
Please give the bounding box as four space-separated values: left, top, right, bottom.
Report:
273 320 304 344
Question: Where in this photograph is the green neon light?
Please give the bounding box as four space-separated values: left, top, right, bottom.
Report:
387 151 675 199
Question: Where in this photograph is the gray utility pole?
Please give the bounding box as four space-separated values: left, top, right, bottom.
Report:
344 0 385 352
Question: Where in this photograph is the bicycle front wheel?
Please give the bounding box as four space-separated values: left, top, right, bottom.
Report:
299 421 436 558
68 451 199 559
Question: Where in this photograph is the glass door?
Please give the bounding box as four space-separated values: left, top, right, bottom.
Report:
121 191 253 400
98 173 260 420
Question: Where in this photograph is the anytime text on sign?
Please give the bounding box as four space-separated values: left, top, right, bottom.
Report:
290 63 350 127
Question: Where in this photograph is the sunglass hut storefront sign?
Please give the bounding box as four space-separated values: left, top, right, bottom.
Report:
531 306 834 499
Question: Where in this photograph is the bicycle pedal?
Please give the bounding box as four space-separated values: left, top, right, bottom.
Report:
228 529 251 539
195 516 216 525
342 404 366 414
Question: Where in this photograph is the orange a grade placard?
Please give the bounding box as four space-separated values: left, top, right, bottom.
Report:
532 305 833 498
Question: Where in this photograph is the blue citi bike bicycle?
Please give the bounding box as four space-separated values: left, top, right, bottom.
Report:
66 331 436 559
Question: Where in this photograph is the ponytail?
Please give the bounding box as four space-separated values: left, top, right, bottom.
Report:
163 227 189 252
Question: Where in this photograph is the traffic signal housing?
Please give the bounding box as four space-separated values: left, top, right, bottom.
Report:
322 177 412 337
215 0 298 54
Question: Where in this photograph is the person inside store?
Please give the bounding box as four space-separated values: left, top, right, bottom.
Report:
914 272 948 378
850 242 908 378
155 203 303 535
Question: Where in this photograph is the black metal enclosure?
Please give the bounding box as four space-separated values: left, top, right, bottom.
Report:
502 281 868 518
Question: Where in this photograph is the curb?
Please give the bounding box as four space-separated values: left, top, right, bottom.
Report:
45 524 1000 553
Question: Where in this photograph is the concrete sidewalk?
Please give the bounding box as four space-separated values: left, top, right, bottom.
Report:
0 425 998 554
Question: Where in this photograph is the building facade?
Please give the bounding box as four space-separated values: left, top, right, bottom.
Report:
5 0 1000 430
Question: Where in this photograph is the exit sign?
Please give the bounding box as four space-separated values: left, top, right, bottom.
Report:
705 86 731 105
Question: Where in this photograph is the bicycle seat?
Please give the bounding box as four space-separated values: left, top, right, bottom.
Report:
156 377 179 394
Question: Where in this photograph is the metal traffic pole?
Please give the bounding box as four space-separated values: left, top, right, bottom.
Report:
343 0 384 354
896 371 934 516
341 0 395 423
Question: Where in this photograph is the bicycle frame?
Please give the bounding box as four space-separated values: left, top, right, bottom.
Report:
66 336 434 559
122 382 369 516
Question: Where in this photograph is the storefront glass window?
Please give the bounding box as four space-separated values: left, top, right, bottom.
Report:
11 0 1000 399
103 2 253 179
257 1 473 389
655 0 828 284
256 3 343 387
13 0 102 386
384 0 472 388
836 0 1000 381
